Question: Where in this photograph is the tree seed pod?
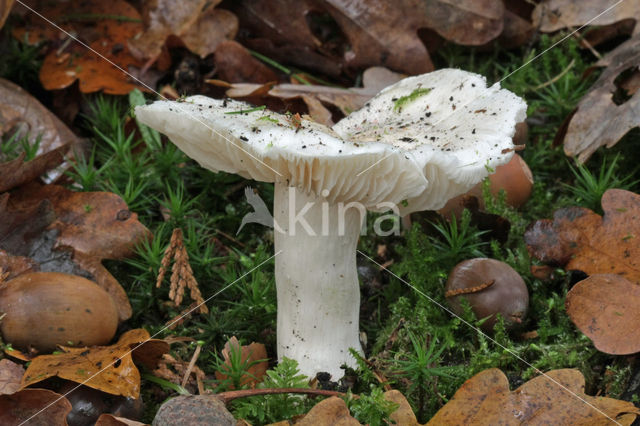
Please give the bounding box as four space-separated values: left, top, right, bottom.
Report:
445 258 528 332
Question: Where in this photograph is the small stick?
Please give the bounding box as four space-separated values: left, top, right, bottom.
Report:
181 343 202 389
216 388 349 404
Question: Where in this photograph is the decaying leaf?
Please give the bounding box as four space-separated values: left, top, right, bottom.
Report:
5 183 153 321
561 33 640 162
0 359 24 395
238 0 504 75
0 388 71 425
384 389 420 426
214 336 268 389
566 274 640 355
0 78 79 189
0 249 38 279
179 4 238 58
213 40 278 84
428 368 639 424
0 0 13 30
15 0 145 94
128 0 237 61
525 189 640 282
95 413 147 426
532 0 640 36
21 329 169 398
295 396 359 425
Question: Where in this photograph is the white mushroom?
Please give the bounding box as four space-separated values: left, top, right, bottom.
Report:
135 69 526 379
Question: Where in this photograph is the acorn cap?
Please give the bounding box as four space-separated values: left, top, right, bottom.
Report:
135 69 526 213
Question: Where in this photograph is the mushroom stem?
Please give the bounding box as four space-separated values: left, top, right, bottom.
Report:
273 182 364 379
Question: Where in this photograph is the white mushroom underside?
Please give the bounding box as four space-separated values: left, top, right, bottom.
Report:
135 69 526 213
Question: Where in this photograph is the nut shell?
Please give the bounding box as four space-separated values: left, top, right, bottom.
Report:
445 258 528 331
0 272 119 352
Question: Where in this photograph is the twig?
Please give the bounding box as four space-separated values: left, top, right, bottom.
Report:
181 343 202 389
216 388 350 404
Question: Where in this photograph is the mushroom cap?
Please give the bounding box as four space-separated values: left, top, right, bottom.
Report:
135 69 526 213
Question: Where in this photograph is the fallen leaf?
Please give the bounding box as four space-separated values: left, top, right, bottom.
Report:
566 274 640 354
561 33 640 161
213 40 278 84
384 389 420 426
179 5 238 58
0 249 38 279
295 396 359 425
0 78 79 189
128 0 237 61
238 0 504 75
0 0 13 30
0 359 24 395
15 0 146 94
532 0 640 36
0 192 56 257
6 183 153 321
496 9 534 49
524 189 640 281
21 329 169 398
0 388 71 426
95 413 147 426
428 368 639 425
214 336 268 389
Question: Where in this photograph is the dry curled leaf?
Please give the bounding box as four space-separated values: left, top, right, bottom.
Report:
0 359 24 395
0 78 79 189
0 388 71 426
238 0 503 75
532 0 640 36
15 0 145 94
428 368 639 425
525 189 640 282
21 329 169 398
566 274 640 355
561 33 640 162
214 336 268 389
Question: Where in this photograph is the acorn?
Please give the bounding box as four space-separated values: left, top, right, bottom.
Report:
445 258 528 332
0 272 118 352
